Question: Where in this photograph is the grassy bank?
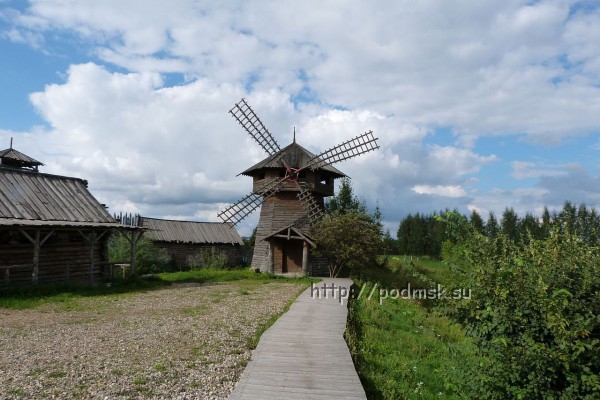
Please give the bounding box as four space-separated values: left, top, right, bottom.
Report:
0 268 314 310
346 260 480 399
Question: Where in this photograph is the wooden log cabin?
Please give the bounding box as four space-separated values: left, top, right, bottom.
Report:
142 217 243 268
0 146 142 285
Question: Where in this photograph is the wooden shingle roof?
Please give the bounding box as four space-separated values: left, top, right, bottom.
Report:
142 217 243 245
0 147 44 170
0 168 125 228
240 142 345 177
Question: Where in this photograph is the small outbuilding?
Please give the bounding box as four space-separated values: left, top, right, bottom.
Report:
0 146 141 285
141 217 244 268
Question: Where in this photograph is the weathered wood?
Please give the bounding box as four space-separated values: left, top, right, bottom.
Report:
302 241 308 275
32 229 40 283
151 242 242 268
251 191 321 274
0 230 109 284
89 231 96 282
271 234 306 241
228 278 366 399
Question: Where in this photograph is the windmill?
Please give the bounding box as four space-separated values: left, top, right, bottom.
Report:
219 98 379 275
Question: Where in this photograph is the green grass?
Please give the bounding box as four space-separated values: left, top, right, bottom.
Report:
408 257 466 288
0 268 315 310
155 268 314 284
347 263 480 399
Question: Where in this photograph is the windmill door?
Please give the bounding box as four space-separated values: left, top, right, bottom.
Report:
282 240 303 273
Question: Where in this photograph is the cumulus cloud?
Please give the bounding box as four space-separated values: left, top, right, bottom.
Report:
511 161 569 179
1 1 600 235
412 185 467 198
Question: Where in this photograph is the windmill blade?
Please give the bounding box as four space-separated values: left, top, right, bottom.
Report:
229 98 281 156
297 184 323 224
218 177 288 225
305 130 379 170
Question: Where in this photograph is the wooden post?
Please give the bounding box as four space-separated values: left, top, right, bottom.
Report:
32 230 40 283
89 231 96 282
269 241 274 274
302 241 309 275
128 230 144 278
130 231 137 277
5 268 9 284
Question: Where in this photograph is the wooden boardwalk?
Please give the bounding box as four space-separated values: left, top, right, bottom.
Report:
228 278 367 400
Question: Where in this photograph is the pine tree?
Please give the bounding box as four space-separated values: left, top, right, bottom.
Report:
325 177 366 214
486 211 499 238
470 209 485 234
501 207 520 242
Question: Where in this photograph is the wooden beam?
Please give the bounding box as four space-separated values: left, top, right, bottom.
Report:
302 241 308 275
40 231 54 247
271 234 307 241
269 241 274 274
32 229 40 284
129 231 141 277
89 231 96 282
18 228 35 244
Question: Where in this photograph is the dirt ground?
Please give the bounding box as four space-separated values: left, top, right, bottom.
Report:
0 281 305 399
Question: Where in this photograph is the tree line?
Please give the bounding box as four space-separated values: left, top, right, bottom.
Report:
396 201 600 257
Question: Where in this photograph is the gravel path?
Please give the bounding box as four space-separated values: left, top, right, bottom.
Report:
0 281 306 400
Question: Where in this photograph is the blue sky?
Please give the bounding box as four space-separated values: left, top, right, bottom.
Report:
1 0 600 236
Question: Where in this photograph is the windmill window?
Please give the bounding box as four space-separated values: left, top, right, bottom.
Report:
321 176 330 185
299 171 307 179
259 172 266 180
279 170 286 178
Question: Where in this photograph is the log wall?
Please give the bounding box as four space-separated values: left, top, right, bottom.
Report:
252 191 325 274
0 229 109 285
153 242 242 268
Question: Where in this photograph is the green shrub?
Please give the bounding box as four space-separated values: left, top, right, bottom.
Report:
187 249 228 270
108 234 175 275
458 230 600 399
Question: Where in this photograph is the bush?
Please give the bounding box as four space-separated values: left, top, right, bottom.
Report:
312 210 381 277
108 234 175 275
187 248 229 270
458 230 600 399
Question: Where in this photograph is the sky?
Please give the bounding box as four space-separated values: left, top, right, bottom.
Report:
0 0 599 237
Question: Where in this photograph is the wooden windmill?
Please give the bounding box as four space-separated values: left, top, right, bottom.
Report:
219 99 379 275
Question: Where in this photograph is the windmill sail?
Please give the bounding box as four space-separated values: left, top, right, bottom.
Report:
218 176 288 225
297 184 323 224
229 98 281 156
306 131 379 170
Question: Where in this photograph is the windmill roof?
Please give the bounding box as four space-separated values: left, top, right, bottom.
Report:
0 147 44 167
240 141 346 178
0 168 120 226
142 217 243 245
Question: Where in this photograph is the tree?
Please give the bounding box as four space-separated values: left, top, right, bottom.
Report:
382 229 398 255
541 206 552 238
470 209 485 234
486 211 499 238
312 211 381 277
501 207 519 242
325 177 366 214
520 212 541 240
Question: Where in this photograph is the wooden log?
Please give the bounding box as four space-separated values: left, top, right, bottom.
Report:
302 241 308 275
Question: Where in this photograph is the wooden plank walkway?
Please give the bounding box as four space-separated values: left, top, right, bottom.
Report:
228 278 366 400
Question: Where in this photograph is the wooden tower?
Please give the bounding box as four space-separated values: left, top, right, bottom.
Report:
219 99 379 275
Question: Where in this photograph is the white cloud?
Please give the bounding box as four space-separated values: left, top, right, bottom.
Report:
4 1 599 144
2 1 600 234
511 161 568 179
412 185 467 198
